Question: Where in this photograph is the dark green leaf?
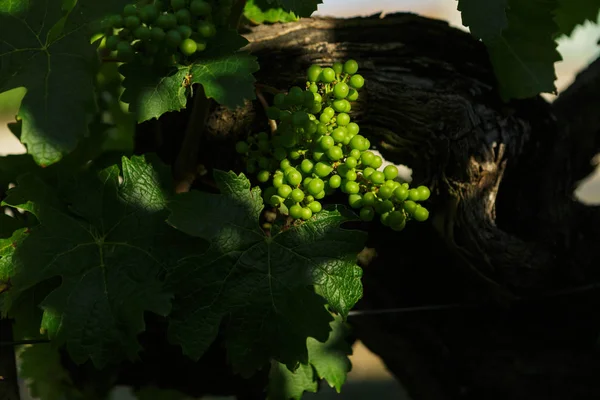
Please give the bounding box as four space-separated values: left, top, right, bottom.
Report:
457 0 508 41
268 361 317 400
254 0 320 17
244 0 299 24
166 171 366 375
554 0 600 38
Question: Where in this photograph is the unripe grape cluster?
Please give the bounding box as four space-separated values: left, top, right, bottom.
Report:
236 60 431 231
103 0 216 64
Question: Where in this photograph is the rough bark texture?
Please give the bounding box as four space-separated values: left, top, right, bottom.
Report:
136 13 600 400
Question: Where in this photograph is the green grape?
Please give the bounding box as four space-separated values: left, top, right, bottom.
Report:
349 74 365 89
319 113 332 124
333 82 349 99
288 150 301 160
322 107 335 118
385 179 399 189
287 86 304 106
336 112 350 126
391 220 406 231
327 146 343 161
123 4 137 16
279 159 291 170
176 9 192 25
305 194 314 203
379 185 393 199
309 83 318 93
337 164 349 178
125 15 141 30
341 99 352 112
319 136 335 151
198 21 216 37
171 0 186 10
403 200 418 215
166 29 182 47
362 191 376 206
190 0 212 16
307 178 324 195
370 171 385 184
332 62 343 75
308 201 322 213
349 148 361 159
361 151 375 166
383 165 398 180
300 159 314 174
264 107 279 121
289 204 303 219
344 59 359 75
150 27 166 41
313 151 325 161
316 123 328 135
287 170 302 186
388 211 406 228
196 40 207 51
257 170 270 183
270 195 283 206
110 14 124 28
360 206 375 221
301 207 313 220
408 189 420 201
332 99 347 113
314 162 333 177
345 156 357 169
329 175 341 188
162 13 179 29
291 188 305 202
363 167 375 178
307 64 322 82
413 206 429 222
272 175 284 188
303 91 316 106
320 67 335 83
278 184 293 198
140 5 158 23
349 135 366 151
179 38 197 55
116 41 134 62
306 121 318 135
347 88 359 101
380 200 394 214
279 110 292 123
106 35 120 51
134 26 151 41
314 190 326 200
348 193 363 208
292 111 309 127
417 185 431 201
344 181 359 194
345 170 357 181
371 156 383 169
313 92 322 103
303 177 313 186
274 93 286 108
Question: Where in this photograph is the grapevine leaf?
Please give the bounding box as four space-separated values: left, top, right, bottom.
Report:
1 155 180 367
0 0 127 166
457 0 508 41
166 171 366 375
244 0 299 24
268 362 317 400
253 0 321 17
485 0 562 99
0 214 25 239
554 0 600 38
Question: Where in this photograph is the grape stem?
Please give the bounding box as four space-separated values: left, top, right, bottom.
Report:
255 86 277 134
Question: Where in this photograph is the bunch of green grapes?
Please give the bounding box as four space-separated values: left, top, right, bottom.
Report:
103 0 216 64
236 60 430 231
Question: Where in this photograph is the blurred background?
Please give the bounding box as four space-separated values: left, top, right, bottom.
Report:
2 1 599 399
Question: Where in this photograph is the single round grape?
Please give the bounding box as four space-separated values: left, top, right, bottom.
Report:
303 177 313 187
287 86 304 106
391 220 406 232
171 0 186 10
140 5 158 23
165 29 182 48
303 90 315 105
288 150 301 160
198 21 216 37
308 201 322 213
290 188 305 202
309 83 318 93
408 189 420 201
361 151 375 166
289 204 303 219
123 4 137 16
332 62 343 75
341 99 352 112
264 106 279 121
106 35 120 51
316 123 328 135
292 111 309 127
319 135 335 151
385 179 400 189
270 195 283 206
307 178 325 195
190 0 212 16
379 185 393 199
383 165 398 180
380 200 394 214
300 159 314 174
320 67 335 83
417 185 431 201
363 167 375 178
277 184 293 199
327 146 343 161
403 200 418 215
319 113 331 124
314 162 333 177
349 74 365 89
349 135 365 151
157 13 177 29
332 82 349 99
257 170 270 183
196 40 207 52
345 170 357 181
329 175 341 189
179 38 197 55
272 175 284 188
150 27 166 42
279 110 292 123
362 192 376 206
312 151 325 162
116 41 134 61
336 113 350 126
176 9 192 25
371 156 383 169
332 99 347 113
134 25 151 41
322 107 335 118
110 14 124 28
344 59 359 75
301 207 313 220
314 190 326 200
344 181 360 194
349 149 361 159
360 206 375 221
287 170 302 186
370 171 385 184
345 156 358 169
347 88 359 101
279 158 291 170
348 193 363 209
307 64 323 82
124 15 141 30
306 121 318 135
313 92 322 103
388 211 406 228
413 206 429 222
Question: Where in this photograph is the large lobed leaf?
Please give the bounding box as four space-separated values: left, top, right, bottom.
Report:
0 0 128 166
253 0 322 18
1 155 180 367
166 170 366 376
554 0 600 38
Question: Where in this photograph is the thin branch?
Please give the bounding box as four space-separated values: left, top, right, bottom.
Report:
255 86 277 134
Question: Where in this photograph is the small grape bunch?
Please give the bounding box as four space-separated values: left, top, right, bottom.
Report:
236 60 431 231
102 0 216 64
